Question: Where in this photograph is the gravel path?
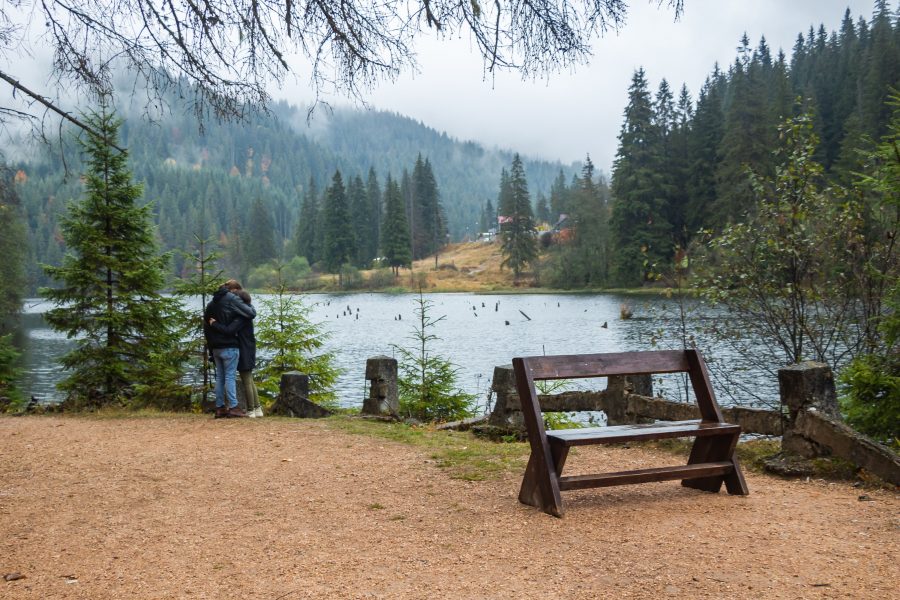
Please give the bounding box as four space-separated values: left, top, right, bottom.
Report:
1 416 897 599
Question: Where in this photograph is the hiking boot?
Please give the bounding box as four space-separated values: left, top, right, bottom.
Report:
214 406 228 419
227 407 248 418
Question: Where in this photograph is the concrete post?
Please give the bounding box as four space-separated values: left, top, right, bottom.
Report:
274 371 333 418
778 361 839 457
362 356 399 417
488 365 523 428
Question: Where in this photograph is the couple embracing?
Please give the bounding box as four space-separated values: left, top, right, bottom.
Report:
203 279 264 419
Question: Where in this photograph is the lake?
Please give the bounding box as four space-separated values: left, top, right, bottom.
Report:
18 292 779 410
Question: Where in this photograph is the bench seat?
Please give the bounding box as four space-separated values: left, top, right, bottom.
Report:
547 420 741 447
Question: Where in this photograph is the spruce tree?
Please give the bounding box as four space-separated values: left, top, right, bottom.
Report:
42 105 188 409
714 38 774 228
0 165 26 409
394 292 475 422
322 170 356 280
570 156 611 286
380 175 412 276
292 177 320 264
549 169 570 221
0 165 26 327
244 196 277 268
610 68 671 286
255 270 340 407
172 234 223 406
411 155 445 260
364 167 382 264
685 70 725 236
498 154 537 280
348 173 368 266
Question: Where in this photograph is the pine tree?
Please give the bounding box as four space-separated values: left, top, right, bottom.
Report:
714 36 776 228
42 105 188 409
0 165 26 328
322 170 356 281
549 169 570 221
292 177 320 264
411 155 445 261
348 173 367 266
667 84 693 248
535 193 551 224
364 167 382 264
244 196 277 268
498 154 537 280
685 70 725 236
610 68 671 286
0 165 26 409
380 175 412 276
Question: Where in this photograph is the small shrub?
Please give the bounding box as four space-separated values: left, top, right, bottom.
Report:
367 268 396 289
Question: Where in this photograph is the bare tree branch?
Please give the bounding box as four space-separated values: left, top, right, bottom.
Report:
0 0 683 138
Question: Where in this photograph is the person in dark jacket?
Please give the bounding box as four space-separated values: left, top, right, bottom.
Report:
209 290 262 418
203 280 256 418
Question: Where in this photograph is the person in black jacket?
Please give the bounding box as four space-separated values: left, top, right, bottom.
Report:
203 280 256 418
209 290 262 418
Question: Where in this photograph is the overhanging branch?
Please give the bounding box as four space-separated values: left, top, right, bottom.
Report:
0 70 125 152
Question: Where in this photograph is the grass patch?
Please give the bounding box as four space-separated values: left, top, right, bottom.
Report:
639 437 782 474
324 416 529 481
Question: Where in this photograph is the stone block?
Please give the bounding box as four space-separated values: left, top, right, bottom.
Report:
362 356 398 417
778 362 839 417
273 371 333 418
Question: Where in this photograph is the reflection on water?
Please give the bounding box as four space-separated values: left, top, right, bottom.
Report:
16 293 780 409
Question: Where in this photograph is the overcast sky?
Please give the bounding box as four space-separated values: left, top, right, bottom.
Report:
280 0 879 173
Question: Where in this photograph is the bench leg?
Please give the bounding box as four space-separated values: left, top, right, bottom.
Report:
518 452 542 508
682 436 724 493
682 432 748 495
518 445 568 517
723 438 749 496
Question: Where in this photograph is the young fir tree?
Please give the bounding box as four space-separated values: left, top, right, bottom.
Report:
394 291 475 422
380 175 412 276
255 269 340 407
42 105 189 409
498 154 538 280
172 234 223 406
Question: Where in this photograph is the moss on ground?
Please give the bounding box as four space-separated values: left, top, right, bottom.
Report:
324 416 529 481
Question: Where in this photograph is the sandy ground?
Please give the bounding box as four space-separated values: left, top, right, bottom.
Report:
1 416 897 600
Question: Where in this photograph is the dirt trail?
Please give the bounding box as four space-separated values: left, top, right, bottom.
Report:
1 416 897 599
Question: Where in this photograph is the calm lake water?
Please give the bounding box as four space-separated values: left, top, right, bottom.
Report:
19 293 779 410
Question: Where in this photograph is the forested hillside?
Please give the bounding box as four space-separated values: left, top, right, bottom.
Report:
589 2 900 287
17 101 576 292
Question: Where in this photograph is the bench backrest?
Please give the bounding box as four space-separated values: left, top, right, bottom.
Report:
512 349 725 440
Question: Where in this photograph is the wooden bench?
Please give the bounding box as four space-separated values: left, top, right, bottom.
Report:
513 349 748 517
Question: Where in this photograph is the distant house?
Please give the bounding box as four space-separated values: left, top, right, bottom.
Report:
478 228 497 243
